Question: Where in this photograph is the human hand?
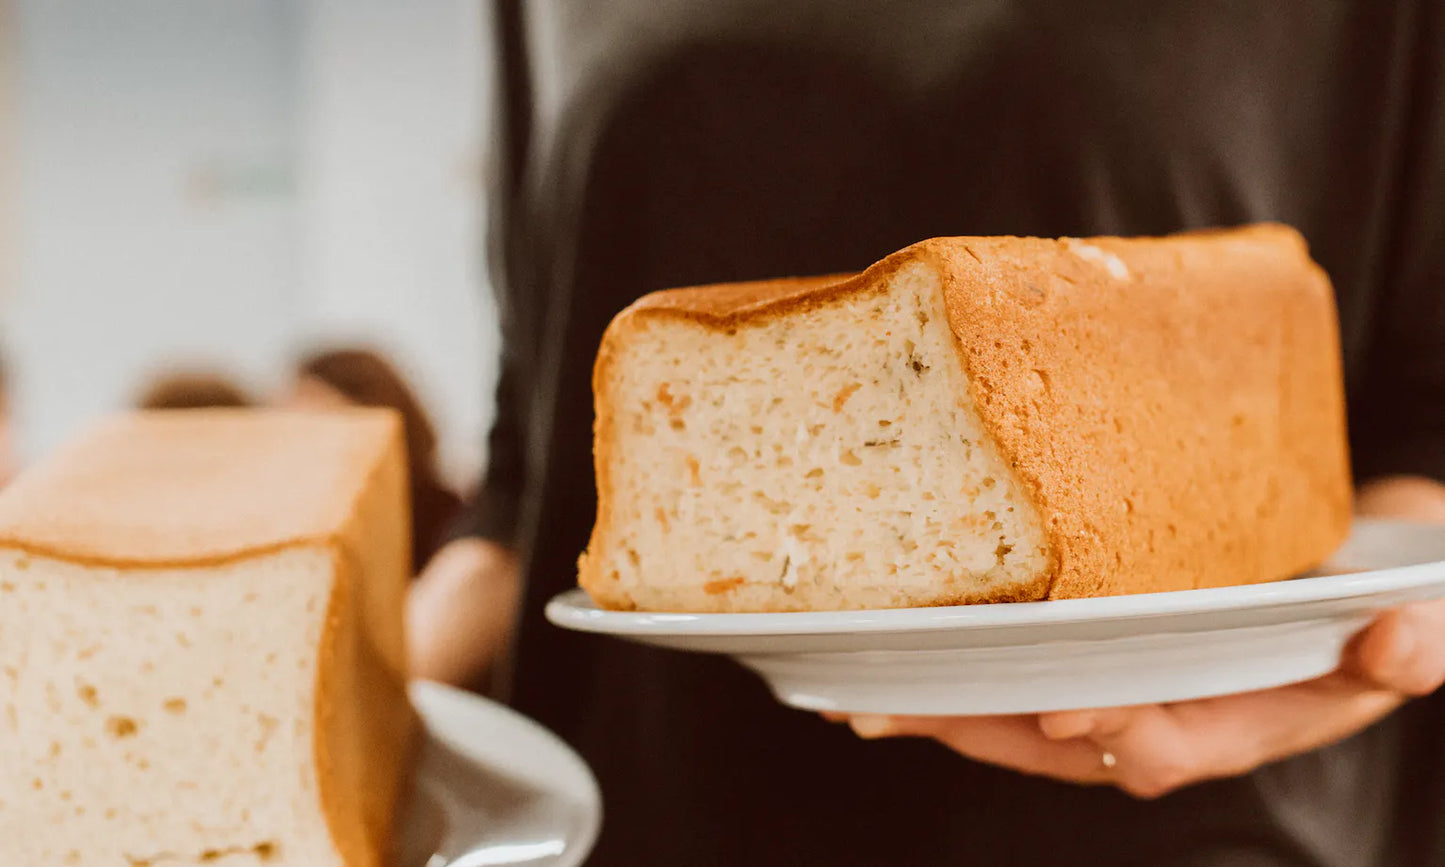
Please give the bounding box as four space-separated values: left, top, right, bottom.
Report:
407 537 520 686
834 475 1445 798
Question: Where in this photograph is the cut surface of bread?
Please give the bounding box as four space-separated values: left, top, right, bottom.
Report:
581 225 1353 612
0 410 415 866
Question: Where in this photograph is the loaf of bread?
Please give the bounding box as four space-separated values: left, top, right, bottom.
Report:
0 410 416 866
579 225 1353 612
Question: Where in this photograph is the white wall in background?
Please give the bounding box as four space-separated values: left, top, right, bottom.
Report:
4 0 495 489
0 0 19 301
6 0 302 460
296 0 495 486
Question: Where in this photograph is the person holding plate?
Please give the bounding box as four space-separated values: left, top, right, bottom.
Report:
408 2 1445 864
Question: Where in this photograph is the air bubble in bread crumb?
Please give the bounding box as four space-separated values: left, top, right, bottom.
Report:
779 556 796 589
105 716 138 739
779 537 808 589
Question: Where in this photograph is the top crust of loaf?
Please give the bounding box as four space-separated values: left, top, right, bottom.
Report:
0 409 407 566
609 225 1304 326
589 223 1353 604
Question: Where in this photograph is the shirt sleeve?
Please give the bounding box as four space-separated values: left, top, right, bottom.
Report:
447 346 526 547
1348 21 1445 486
446 0 536 549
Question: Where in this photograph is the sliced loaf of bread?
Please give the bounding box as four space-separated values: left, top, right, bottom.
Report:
580 225 1352 612
0 409 415 866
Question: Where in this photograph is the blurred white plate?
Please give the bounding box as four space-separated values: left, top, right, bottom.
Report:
545 519 1445 715
397 681 601 867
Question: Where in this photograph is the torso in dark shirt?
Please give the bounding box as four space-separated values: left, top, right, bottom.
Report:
464 2 1445 864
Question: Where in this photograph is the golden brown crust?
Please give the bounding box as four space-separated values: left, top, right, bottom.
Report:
313 413 416 867
584 224 1353 606
0 409 403 567
917 225 1352 598
336 421 416 866
623 272 861 322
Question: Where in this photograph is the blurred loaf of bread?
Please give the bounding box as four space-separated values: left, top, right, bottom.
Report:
0 409 416 866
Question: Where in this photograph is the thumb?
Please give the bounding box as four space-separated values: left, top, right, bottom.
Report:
847 714 902 739
1349 603 1445 696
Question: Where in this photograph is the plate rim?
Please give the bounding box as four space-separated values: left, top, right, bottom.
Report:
409 680 603 867
546 518 1445 638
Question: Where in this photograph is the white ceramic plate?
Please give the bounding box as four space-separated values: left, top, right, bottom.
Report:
397 681 601 867
546 519 1445 715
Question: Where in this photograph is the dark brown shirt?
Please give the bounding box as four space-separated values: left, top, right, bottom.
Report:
456 2 1445 863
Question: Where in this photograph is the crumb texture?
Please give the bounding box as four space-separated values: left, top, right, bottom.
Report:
0 548 342 866
585 262 1050 611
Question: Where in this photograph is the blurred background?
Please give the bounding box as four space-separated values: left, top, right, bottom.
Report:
0 0 498 491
